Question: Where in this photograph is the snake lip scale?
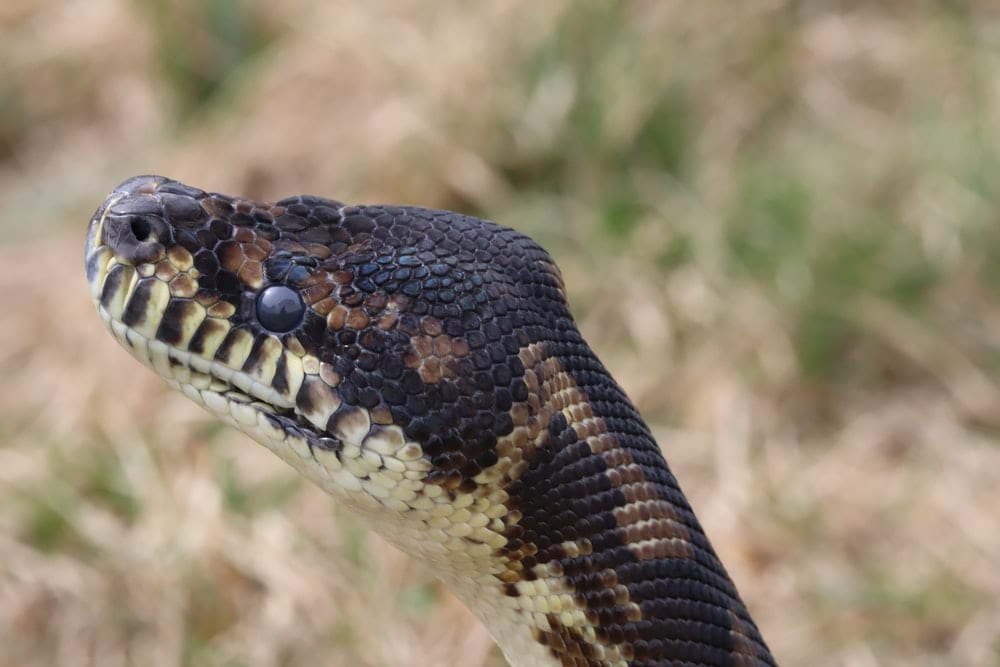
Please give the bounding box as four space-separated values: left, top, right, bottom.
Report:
85 175 776 667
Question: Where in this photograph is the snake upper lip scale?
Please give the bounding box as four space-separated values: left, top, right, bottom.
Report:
84 174 777 667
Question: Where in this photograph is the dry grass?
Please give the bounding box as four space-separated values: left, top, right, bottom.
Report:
2 1 1000 665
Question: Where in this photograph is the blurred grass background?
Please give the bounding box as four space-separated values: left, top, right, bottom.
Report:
1 1 999 665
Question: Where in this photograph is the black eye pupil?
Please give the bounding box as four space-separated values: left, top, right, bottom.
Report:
256 285 304 332
130 217 152 242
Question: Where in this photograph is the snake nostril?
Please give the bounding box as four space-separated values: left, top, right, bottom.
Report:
103 206 167 265
130 217 153 242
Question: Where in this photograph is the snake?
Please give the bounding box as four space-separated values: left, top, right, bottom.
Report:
84 175 776 667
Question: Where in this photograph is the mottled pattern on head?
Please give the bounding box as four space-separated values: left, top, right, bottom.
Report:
85 175 775 667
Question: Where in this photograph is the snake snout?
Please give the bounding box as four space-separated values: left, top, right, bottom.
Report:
100 189 169 266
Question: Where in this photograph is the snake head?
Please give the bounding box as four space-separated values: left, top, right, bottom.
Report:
84 175 570 520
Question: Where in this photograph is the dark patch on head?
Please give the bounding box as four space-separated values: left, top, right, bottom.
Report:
242 335 270 376
271 350 289 395
121 278 155 327
99 263 129 310
156 299 200 345
295 377 317 417
214 328 245 365
217 241 244 273
189 318 228 355
160 193 207 225
343 213 375 235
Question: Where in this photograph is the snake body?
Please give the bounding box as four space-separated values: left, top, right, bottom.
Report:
85 175 775 666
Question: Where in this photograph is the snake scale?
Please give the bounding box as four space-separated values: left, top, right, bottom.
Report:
85 175 775 666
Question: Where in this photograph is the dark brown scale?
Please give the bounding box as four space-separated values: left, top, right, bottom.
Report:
90 175 775 667
99 263 129 309
161 193 206 224
188 318 226 355
157 300 200 346
121 278 156 328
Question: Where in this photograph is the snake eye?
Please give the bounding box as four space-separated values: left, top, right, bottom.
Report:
256 285 304 332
